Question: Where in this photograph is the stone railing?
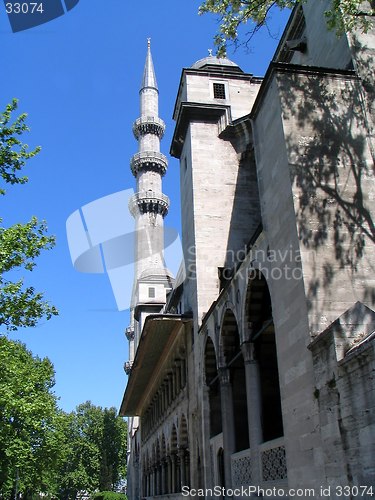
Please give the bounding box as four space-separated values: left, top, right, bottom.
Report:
231 447 252 488
125 326 135 341
230 437 287 490
124 360 133 375
132 116 165 139
129 191 170 217
259 437 287 483
130 151 168 177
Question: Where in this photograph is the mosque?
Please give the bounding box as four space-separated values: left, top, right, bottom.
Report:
120 1 375 498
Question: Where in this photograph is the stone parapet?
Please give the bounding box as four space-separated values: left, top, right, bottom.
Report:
130 150 168 177
129 190 170 217
125 326 135 341
124 360 133 375
133 116 166 139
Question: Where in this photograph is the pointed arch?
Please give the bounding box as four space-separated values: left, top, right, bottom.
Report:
220 309 249 451
245 270 284 442
204 336 222 437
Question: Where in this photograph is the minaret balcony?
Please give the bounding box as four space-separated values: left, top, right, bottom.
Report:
129 191 170 218
125 326 135 341
132 116 165 140
124 360 133 375
130 151 168 177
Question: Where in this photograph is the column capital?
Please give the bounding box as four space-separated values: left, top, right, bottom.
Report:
240 341 256 364
218 366 231 385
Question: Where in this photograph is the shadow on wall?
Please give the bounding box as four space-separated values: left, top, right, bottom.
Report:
279 53 375 319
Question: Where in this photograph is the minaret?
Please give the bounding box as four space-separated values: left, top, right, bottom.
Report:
125 40 173 366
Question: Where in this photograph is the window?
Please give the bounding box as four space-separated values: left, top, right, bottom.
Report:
213 82 226 99
148 287 155 298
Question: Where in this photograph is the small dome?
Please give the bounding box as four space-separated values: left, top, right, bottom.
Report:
139 267 174 281
191 55 240 70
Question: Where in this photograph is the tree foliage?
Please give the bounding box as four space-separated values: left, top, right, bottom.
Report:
92 492 128 500
0 99 58 331
0 100 40 196
198 0 375 56
0 343 128 500
0 337 61 499
57 402 128 500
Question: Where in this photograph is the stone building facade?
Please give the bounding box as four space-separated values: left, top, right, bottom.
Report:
120 1 375 498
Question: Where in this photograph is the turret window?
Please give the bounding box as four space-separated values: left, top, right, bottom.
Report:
148 287 155 298
213 83 226 99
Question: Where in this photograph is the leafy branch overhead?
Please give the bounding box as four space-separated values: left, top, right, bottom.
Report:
198 0 375 56
0 100 58 331
0 99 40 195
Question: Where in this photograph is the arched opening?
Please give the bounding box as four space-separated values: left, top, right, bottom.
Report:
161 434 167 494
204 337 222 437
143 450 149 497
171 425 178 493
179 415 190 489
155 438 161 495
221 310 249 452
246 271 284 442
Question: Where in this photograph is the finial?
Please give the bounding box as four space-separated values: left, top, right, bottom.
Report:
147 38 151 49
208 49 213 56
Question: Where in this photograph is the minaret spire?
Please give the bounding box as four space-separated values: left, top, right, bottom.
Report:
128 39 172 318
142 37 158 91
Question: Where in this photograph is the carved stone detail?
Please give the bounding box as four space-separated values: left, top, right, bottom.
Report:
130 151 168 177
231 454 252 488
261 445 287 481
129 191 170 217
124 360 134 375
125 326 135 341
133 116 166 140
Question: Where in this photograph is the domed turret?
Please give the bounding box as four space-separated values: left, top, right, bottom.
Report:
191 54 243 73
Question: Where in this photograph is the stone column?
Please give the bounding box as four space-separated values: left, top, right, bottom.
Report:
241 341 263 485
155 464 160 496
179 448 186 487
134 456 140 500
175 451 181 491
202 385 213 489
168 374 172 404
218 367 236 490
165 455 172 494
152 467 156 496
175 360 181 394
185 450 190 488
181 358 186 388
161 458 166 495
171 453 176 493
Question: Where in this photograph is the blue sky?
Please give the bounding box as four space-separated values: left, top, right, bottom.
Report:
1 0 290 413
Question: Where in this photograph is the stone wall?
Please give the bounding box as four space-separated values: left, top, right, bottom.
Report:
310 302 375 491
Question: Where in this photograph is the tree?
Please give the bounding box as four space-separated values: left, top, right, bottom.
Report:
0 336 62 499
57 402 128 500
0 99 58 331
198 0 375 56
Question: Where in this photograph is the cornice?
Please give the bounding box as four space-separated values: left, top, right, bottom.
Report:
170 102 231 159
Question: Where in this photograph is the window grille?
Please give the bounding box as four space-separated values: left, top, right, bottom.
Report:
213 83 226 99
